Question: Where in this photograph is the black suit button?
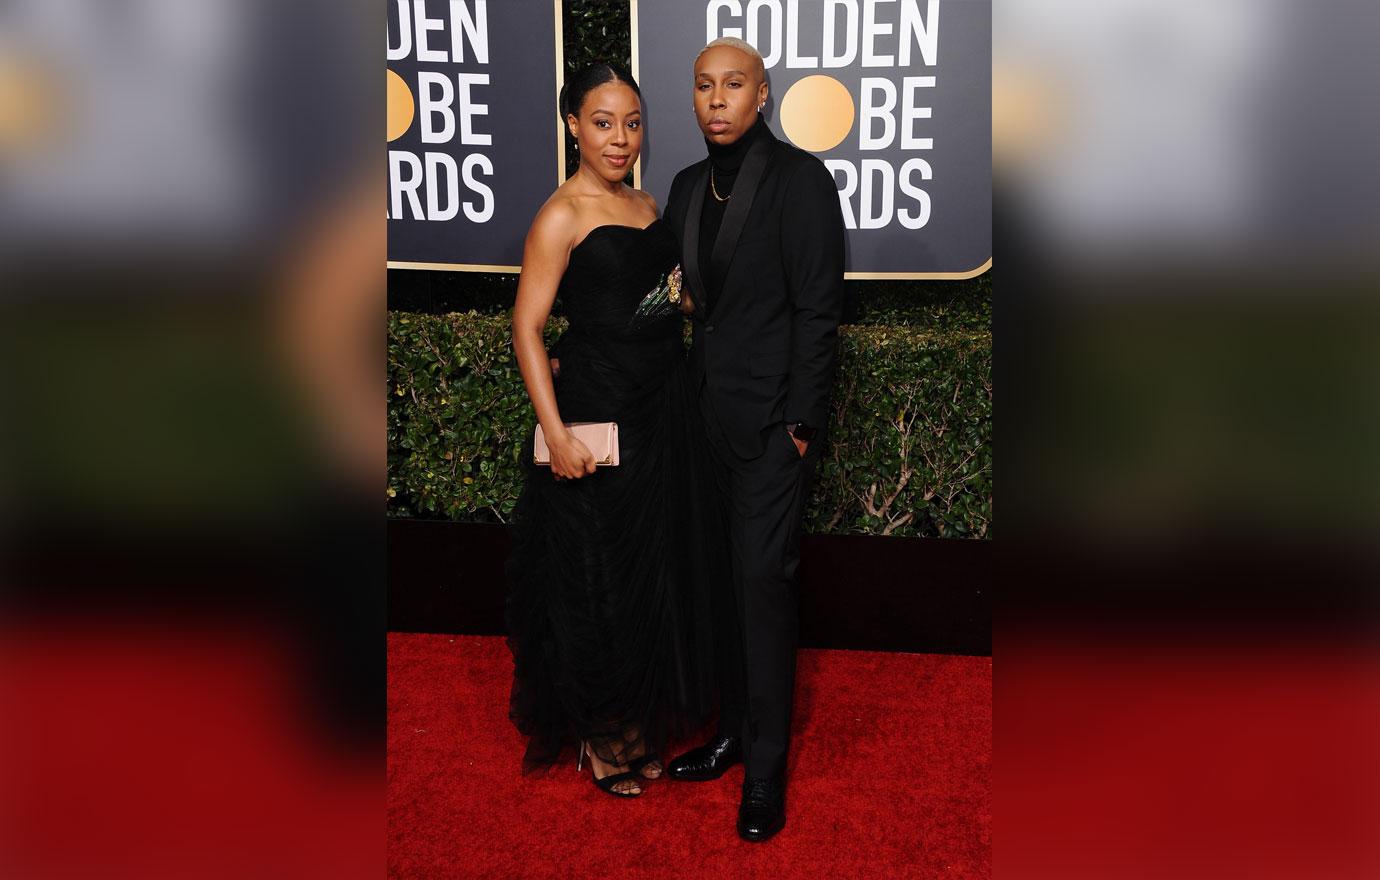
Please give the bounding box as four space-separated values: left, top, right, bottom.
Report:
705 324 715 332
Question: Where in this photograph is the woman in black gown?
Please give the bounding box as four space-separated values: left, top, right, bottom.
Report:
506 63 720 797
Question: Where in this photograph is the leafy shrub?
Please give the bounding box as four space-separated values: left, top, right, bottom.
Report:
388 312 991 538
809 325 992 538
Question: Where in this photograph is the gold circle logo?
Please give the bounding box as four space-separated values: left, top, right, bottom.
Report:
779 75 854 153
387 69 415 143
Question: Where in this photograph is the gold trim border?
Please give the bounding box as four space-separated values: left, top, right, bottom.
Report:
388 261 520 273
388 1 564 273
628 1 986 283
845 257 992 281
630 0 642 189
401 3 989 281
554 0 566 184
388 255 991 277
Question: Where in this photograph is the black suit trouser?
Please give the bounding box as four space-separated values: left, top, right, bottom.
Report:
699 383 819 779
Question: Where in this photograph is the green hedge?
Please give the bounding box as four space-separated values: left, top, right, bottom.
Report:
388 312 991 539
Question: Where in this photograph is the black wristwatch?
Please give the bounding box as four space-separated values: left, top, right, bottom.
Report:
786 421 817 442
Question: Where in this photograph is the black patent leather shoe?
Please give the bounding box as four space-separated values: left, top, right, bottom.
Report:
666 735 742 781
737 774 786 842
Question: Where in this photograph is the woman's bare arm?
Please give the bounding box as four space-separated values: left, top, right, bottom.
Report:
512 201 596 478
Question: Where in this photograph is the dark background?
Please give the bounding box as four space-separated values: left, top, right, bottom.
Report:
386 0 993 654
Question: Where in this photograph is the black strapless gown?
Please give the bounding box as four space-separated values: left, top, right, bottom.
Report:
505 219 723 773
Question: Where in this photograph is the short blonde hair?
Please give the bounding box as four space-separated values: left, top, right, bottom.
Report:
695 36 766 80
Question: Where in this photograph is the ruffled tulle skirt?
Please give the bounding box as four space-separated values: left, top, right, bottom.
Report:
504 351 722 773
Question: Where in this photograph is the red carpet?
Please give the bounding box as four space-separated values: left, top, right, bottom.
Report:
388 633 991 878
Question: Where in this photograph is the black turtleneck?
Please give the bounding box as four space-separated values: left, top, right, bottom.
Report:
699 113 769 300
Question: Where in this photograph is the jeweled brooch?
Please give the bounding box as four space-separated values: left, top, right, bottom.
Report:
667 265 683 304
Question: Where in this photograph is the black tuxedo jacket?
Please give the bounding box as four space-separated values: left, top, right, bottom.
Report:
664 127 846 460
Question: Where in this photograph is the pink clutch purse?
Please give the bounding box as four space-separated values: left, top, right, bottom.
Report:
533 422 620 467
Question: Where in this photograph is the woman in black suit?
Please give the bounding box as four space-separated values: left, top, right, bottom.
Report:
661 38 847 843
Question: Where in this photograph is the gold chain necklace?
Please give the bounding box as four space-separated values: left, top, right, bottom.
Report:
710 166 730 202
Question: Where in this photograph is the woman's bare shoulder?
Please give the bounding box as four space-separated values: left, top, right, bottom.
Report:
527 190 581 249
630 186 659 216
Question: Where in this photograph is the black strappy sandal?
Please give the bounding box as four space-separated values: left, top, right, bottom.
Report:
580 742 643 798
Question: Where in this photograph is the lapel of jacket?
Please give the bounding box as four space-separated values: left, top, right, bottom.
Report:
681 161 710 316
706 130 773 318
